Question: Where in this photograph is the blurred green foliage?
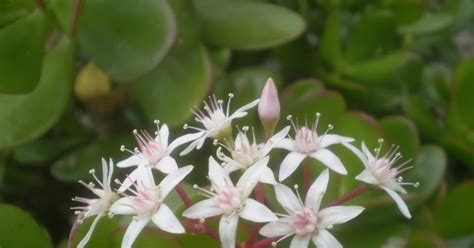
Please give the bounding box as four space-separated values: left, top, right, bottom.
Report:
0 0 473 247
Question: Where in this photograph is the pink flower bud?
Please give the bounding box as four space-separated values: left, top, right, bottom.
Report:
258 78 280 130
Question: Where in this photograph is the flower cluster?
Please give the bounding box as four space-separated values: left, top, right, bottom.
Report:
72 78 418 248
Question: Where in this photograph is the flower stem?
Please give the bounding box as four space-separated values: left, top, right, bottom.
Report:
70 0 84 38
67 217 81 248
175 184 192 207
326 184 368 207
35 0 45 10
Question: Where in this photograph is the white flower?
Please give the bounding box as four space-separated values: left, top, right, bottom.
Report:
180 94 260 156
274 114 354 181
343 139 419 219
216 125 290 184
182 156 277 248
72 158 119 248
260 169 364 248
109 165 193 248
117 121 200 192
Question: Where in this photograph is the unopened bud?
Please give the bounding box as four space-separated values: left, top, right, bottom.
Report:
258 78 280 133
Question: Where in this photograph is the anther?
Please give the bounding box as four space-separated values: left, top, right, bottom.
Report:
120 145 125 151
378 138 384 143
154 120 160 124
228 93 234 98
183 124 188 129
414 182 420 188
89 169 95 174
286 115 293 120
133 129 138 134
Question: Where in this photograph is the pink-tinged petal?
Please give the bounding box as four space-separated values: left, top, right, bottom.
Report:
183 199 223 219
240 199 277 222
310 149 347 175
290 235 311 248
275 184 303 213
318 134 354 148
355 168 378 185
159 165 193 198
318 206 364 228
260 126 290 156
273 138 296 152
382 186 411 219
385 181 407 194
170 132 205 154
361 142 375 161
118 167 154 193
152 204 185 234
117 154 143 168
77 214 103 248
234 132 245 151
259 219 294 237
121 217 150 248
312 229 342 248
110 197 136 215
155 156 178 174
209 156 233 188
219 215 239 248
229 99 260 119
179 133 207 156
237 156 269 198
223 162 240 174
279 152 306 181
342 143 369 167
305 169 329 211
259 166 276 185
258 78 280 125
159 124 170 148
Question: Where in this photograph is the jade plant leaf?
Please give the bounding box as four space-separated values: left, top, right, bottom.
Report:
380 116 420 160
398 13 453 35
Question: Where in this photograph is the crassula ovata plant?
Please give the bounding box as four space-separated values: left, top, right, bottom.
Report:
71 78 419 248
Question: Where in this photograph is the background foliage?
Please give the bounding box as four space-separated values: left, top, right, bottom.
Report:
0 0 473 247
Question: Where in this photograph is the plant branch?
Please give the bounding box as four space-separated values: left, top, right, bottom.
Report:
67 217 81 248
326 184 368 207
35 0 46 10
70 0 84 37
175 184 192 207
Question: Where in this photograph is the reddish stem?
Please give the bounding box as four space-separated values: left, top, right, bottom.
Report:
303 161 312 193
67 217 81 248
35 0 46 10
326 185 368 207
175 184 192 207
71 0 84 37
252 236 281 248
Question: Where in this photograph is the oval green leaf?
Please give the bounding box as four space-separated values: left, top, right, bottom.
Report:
453 57 474 129
398 13 453 35
0 38 73 149
194 0 306 50
380 116 420 160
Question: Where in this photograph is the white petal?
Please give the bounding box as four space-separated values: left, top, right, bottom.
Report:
259 220 294 237
117 154 143 168
170 132 205 154
77 214 103 248
310 149 347 175
318 206 364 228
182 199 223 219
260 126 291 156
155 156 178 174
234 132 245 150
305 169 329 211
158 124 170 148
382 187 412 219
107 158 114 190
159 165 193 198
118 167 154 193
179 133 206 156
312 229 342 248
223 162 241 174
355 168 378 185
273 138 296 152
152 204 185 234
110 197 136 215
275 184 302 213
237 156 269 198
342 142 369 167
121 218 149 248
361 142 375 161
240 199 277 222
279 152 306 181
209 156 233 188
229 99 260 119
196 133 209 149
290 235 311 248
259 166 277 185
219 215 239 248
318 134 354 148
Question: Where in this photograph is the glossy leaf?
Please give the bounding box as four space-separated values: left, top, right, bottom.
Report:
0 204 52 248
398 13 453 35
453 57 474 129
0 38 73 149
194 0 305 50
0 10 46 94
132 44 212 127
320 10 344 69
403 95 442 141
380 116 420 160
0 0 35 27
72 218 119 248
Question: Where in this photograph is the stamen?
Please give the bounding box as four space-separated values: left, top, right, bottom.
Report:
226 93 234 116
293 184 304 206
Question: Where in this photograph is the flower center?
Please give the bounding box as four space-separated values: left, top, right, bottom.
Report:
291 208 318 235
295 127 319 154
130 186 161 217
214 186 243 215
134 130 166 165
231 144 259 169
373 158 398 182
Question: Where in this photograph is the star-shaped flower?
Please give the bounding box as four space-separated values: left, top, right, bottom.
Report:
117 121 200 192
72 158 119 248
260 169 364 248
109 165 193 248
180 94 260 155
182 156 277 248
274 114 353 181
343 139 419 219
